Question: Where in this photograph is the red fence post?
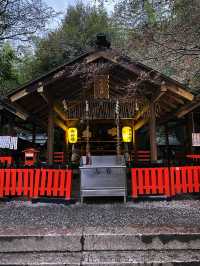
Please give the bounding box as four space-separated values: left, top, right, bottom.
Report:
33 169 40 198
164 168 170 197
138 169 144 195
5 169 11 196
17 169 23 196
0 169 5 197
53 170 59 197
23 169 29 196
65 169 72 200
131 168 138 198
11 169 17 196
59 170 65 197
40 169 47 196
157 168 164 194
194 166 200 193
187 167 194 193
144 168 150 194
151 168 157 194
47 169 53 196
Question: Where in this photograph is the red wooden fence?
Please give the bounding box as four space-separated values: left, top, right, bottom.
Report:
0 169 72 200
0 156 13 165
131 167 170 198
170 166 200 196
131 166 200 198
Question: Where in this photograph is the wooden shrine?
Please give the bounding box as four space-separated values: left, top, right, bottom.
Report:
7 35 198 164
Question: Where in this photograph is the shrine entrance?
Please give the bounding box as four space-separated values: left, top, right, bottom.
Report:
8 36 195 165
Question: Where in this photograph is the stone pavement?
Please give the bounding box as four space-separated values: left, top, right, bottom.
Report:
0 199 200 265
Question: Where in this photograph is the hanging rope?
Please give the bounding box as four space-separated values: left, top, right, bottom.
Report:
115 99 121 157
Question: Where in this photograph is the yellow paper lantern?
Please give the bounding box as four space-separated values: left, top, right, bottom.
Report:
122 126 132 142
68 128 78 143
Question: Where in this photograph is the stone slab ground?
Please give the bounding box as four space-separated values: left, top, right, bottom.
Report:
0 199 200 265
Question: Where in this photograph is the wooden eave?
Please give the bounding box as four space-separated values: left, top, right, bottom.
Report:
6 48 195 128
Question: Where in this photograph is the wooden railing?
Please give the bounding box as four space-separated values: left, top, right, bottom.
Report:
131 166 200 198
0 168 72 200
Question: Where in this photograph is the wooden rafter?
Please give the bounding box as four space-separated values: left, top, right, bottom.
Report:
163 83 194 102
54 116 67 131
166 92 185 105
152 85 167 103
134 118 149 131
176 98 200 118
161 98 177 109
53 103 68 122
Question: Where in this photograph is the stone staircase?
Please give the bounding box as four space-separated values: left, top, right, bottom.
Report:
0 226 200 265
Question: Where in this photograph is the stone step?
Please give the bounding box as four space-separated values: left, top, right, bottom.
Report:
0 228 82 252
0 250 200 265
83 226 200 251
82 250 200 265
0 252 81 265
1 226 200 253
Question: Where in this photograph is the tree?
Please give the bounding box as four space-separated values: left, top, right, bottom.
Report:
23 2 115 77
112 0 200 91
0 43 19 94
0 0 57 43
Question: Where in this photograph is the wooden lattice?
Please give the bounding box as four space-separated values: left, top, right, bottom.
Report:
66 99 136 119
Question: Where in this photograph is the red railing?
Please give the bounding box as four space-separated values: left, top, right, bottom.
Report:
186 154 200 162
0 156 13 165
131 166 200 198
0 168 72 200
170 166 200 196
131 167 170 198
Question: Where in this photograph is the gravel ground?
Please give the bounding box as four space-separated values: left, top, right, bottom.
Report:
0 199 200 231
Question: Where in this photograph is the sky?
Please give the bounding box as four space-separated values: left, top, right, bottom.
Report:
45 0 71 13
44 0 115 29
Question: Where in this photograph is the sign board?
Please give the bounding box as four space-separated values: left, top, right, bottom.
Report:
192 133 200 146
0 136 18 150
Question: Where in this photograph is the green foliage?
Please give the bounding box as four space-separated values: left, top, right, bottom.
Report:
28 2 113 77
3 0 199 95
144 0 157 25
162 66 176 77
0 43 20 94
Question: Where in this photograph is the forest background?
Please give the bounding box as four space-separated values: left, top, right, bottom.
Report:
0 0 199 95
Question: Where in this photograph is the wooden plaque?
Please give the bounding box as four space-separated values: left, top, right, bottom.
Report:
94 75 109 99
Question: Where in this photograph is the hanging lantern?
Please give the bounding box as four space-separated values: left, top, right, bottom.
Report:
122 126 132 142
68 128 78 143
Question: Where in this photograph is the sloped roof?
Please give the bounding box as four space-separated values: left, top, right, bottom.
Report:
7 47 196 128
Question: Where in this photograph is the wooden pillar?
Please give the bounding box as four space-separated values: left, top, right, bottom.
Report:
132 126 138 163
164 123 170 163
47 102 54 164
185 113 193 154
149 103 157 162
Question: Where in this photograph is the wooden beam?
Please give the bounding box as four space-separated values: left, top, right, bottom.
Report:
159 102 171 113
86 51 118 64
149 103 157 162
53 103 68 122
54 116 67 131
167 92 185 105
134 118 149 131
135 86 167 122
161 98 177 109
164 83 194 101
176 100 200 118
10 89 28 102
135 105 149 121
152 85 167 103
47 100 54 165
